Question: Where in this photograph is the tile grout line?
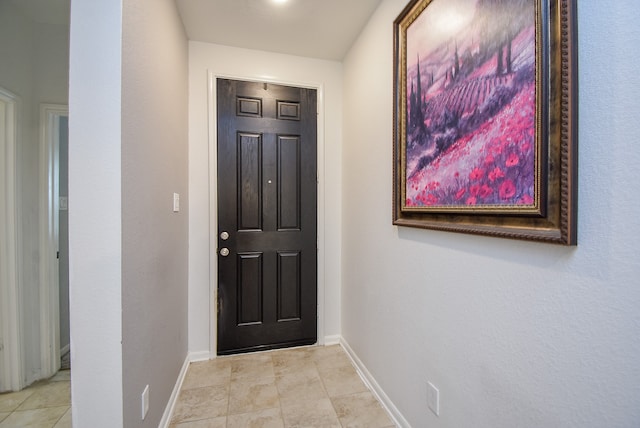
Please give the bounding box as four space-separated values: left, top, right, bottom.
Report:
51 405 70 428
273 353 287 428
225 356 231 426
314 357 345 427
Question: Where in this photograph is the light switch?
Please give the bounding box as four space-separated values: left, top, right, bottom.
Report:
173 193 180 212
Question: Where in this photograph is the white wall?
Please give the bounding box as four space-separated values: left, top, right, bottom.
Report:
121 0 189 426
188 42 344 354
342 1 640 427
69 0 189 426
68 1 123 426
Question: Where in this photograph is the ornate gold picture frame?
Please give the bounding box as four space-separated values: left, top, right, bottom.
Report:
393 0 577 244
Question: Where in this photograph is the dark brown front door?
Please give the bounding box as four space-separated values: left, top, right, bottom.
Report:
216 78 317 355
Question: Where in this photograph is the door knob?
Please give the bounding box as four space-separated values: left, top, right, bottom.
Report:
220 248 230 257
220 231 229 240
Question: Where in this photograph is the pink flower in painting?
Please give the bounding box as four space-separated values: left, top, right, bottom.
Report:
488 167 505 182
470 184 481 197
469 167 485 181
478 184 493 199
505 153 520 167
466 196 477 205
425 194 438 205
406 198 413 206
484 154 495 165
427 181 440 191
455 188 466 200
520 194 534 205
499 179 517 200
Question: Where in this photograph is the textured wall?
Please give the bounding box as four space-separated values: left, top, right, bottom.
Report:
342 1 640 427
121 0 189 426
69 0 123 425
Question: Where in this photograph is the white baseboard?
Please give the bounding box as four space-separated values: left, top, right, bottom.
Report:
60 344 70 356
323 334 341 346
158 353 192 428
340 338 411 428
189 350 213 363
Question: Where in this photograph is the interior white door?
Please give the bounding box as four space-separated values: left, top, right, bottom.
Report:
0 88 21 392
39 104 69 378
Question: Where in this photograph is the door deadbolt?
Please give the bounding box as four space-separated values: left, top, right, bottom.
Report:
219 248 230 257
220 231 229 240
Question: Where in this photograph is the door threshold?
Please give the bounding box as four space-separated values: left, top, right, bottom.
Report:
217 338 317 356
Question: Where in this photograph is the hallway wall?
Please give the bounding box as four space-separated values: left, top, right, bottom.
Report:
121 0 189 426
342 1 640 427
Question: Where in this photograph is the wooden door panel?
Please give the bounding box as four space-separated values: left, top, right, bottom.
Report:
277 101 300 121
277 135 301 231
238 132 263 231
237 252 263 325
277 251 301 321
217 79 317 354
237 97 262 117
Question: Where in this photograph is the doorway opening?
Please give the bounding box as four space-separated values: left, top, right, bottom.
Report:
207 71 328 358
0 99 69 393
40 104 70 375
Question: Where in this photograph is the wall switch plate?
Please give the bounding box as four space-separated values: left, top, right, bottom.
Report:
173 193 180 212
427 381 440 416
141 384 149 420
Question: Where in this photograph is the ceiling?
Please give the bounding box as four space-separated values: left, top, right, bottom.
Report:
8 0 383 61
175 0 384 61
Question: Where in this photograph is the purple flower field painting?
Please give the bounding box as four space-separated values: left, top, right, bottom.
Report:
403 0 538 211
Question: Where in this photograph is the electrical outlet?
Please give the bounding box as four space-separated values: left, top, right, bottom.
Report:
141 385 149 420
427 381 439 416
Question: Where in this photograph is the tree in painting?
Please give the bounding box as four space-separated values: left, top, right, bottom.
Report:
476 0 530 75
405 0 535 208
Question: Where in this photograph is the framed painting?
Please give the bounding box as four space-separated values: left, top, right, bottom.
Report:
393 0 578 244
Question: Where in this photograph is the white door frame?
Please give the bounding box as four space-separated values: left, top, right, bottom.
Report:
39 103 68 377
0 87 22 392
207 71 327 357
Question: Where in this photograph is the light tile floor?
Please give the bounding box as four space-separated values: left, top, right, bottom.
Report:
170 345 396 428
0 370 71 428
0 346 395 427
